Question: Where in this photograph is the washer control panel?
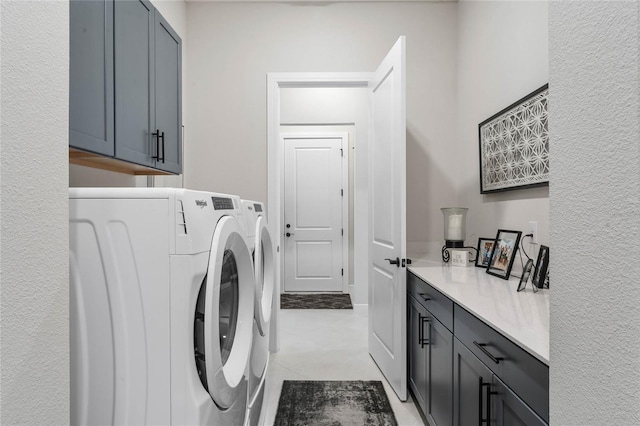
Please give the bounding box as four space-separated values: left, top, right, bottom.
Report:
212 197 234 210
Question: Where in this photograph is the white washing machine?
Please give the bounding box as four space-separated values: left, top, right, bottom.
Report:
240 200 275 426
70 188 254 425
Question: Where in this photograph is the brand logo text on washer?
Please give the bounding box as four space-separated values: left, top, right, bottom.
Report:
195 200 207 208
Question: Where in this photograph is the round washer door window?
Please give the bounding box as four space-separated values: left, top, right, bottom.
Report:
253 216 274 336
219 249 239 364
193 215 254 409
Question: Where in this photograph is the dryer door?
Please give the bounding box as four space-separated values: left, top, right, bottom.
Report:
253 216 274 336
196 215 254 409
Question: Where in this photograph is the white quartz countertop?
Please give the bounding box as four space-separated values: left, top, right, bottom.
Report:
408 258 550 365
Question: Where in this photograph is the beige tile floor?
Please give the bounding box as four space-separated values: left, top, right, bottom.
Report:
262 306 424 425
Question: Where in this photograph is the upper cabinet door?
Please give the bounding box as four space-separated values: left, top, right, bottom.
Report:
114 0 155 168
153 10 182 174
69 0 114 156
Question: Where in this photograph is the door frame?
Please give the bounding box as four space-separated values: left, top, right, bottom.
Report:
267 73 371 352
281 132 350 294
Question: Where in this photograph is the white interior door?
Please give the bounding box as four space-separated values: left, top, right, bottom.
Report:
283 136 345 292
367 36 407 401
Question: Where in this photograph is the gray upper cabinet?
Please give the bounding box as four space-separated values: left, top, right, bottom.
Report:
114 0 155 168
69 0 114 156
153 9 182 174
70 0 182 175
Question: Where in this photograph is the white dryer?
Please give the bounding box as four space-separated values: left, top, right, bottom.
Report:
70 188 254 426
240 200 275 426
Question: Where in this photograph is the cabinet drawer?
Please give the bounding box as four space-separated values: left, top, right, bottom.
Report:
454 305 549 423
407 271 453 332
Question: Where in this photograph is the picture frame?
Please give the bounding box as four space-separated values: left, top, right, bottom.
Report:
532 245 549 288
475 238 496 268
517 259 535 292
478 84 549 194
486 229 522 280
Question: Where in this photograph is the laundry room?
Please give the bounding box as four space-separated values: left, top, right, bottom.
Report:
2 1 640 425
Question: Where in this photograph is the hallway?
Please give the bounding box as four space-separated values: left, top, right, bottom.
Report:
263 307 423 425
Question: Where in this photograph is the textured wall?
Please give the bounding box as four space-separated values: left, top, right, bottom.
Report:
457 1 549 264
549 2 640 423
0 1 70 424
186 2 458 244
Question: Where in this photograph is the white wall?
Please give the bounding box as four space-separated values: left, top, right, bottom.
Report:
0 1 70 423
549 2 640 423
457 1 549 270
69 0 188 189
186 1 458 245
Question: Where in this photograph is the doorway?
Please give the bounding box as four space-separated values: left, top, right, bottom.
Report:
267 37 406 402
282 133 349 293
267 74 371 353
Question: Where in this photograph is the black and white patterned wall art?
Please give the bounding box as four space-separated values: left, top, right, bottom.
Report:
478 84 549 194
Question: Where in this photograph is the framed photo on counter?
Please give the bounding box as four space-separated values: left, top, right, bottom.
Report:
486 229 522 280
532 245 549 288
517 259 535 292
475 238 496 268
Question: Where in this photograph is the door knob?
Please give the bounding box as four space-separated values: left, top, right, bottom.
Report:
384 257 400 267
286 224 291 228
286 232 295 237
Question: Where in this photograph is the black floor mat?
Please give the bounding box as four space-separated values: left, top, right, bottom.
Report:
280 293 353 309
274 380 397 426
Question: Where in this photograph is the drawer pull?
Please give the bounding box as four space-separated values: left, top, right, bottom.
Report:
473 341 503 364
417 293 431 302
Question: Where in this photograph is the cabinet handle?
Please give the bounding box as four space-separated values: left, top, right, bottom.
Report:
421 316 430 348
152 130 160 160
473 341 503 364
417 293 431 302
478 377 493 425
418 314 430 347
478 377 483 426
160 131 164 164
152 130 165 163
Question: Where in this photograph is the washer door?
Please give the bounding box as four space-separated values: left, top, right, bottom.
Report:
253 216 274 336
195 215 254 409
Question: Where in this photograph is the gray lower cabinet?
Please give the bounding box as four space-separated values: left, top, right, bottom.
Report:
408 278 453 426
408 271 549 426
453 339 546 426
453 338 492 426
426 314 453 426
409 296 429 414
69 0 114 156
70 0 182 175
493 377 546 426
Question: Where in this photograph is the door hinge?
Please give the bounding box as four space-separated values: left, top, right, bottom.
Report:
341 268 344 276
341 189 343 197
341 228 344 236
340 148 343 157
